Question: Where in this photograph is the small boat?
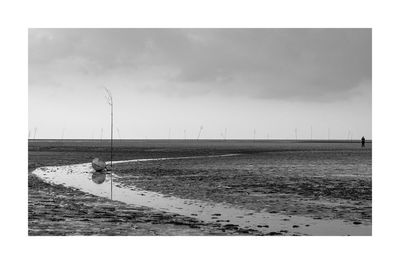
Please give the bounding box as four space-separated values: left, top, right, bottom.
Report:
92 157 107 171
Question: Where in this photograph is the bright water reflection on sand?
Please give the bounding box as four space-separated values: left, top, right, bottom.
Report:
91 172 106 184
33 155 371 236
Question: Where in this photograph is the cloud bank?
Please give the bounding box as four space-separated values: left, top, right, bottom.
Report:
29 28 371 101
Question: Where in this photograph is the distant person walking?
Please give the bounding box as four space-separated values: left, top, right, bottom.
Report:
361 136 366 148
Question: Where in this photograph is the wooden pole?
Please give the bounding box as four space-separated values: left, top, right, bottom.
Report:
104 87 114 200
111 101 113 200
110 100 113 169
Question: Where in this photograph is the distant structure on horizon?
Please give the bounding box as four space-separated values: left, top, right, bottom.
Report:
197 125 203 140
117 128 121 139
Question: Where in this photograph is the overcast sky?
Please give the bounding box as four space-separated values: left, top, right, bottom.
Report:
29 28 371 139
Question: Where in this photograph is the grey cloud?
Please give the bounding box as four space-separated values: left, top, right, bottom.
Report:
29 28 371 101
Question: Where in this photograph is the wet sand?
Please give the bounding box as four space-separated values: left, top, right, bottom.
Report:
28 139 371 236
29 174 253 235
33 157 370 235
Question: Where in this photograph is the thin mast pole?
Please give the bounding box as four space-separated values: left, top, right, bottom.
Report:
111 101 113 199
104 87 113 200
110 102 113 169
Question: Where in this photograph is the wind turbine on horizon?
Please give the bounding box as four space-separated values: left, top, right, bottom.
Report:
197 125 204 140
347 129 352 141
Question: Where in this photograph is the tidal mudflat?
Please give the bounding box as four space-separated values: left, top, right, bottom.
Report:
29 139 371 235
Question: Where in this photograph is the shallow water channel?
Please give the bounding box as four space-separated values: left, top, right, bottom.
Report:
33 154 371 236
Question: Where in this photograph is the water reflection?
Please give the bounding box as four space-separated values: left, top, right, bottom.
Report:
91 172 106 184
33 156 371 235
90 171 113 200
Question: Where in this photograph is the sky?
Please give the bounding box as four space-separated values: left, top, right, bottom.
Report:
28 28 371 139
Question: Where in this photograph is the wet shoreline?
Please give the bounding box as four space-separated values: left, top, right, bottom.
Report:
28 140 371 236
29 173 260 235
32 155 371 235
